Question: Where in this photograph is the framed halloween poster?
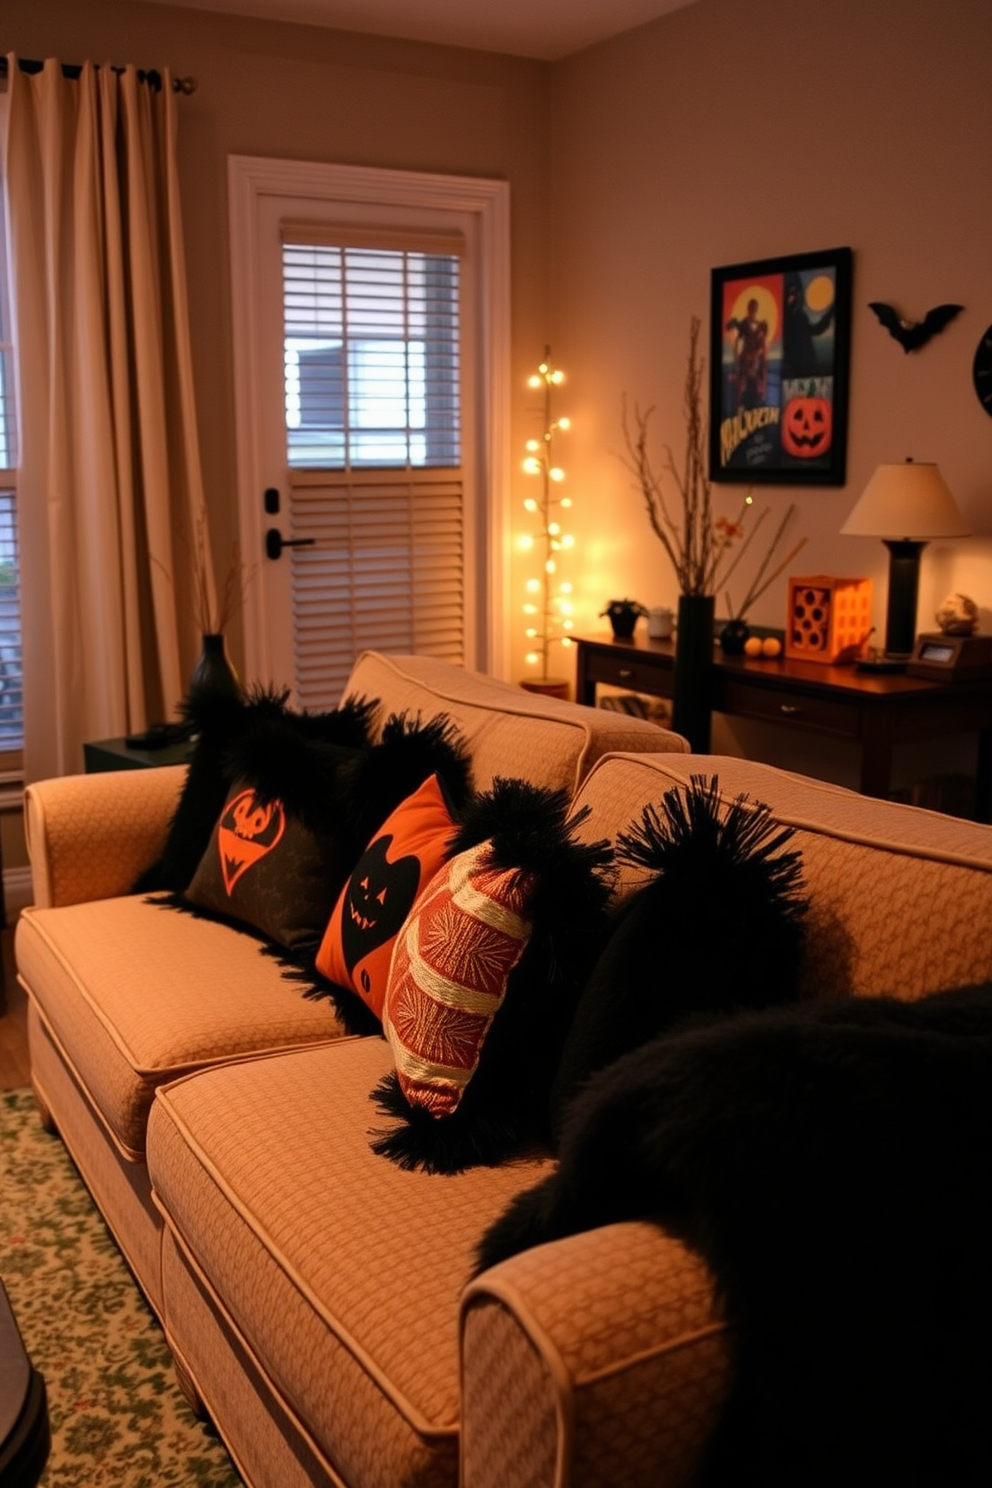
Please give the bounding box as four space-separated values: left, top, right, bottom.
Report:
709 247 852 485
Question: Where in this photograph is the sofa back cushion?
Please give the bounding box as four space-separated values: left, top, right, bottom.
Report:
569 752 992 1003
343 651 688 796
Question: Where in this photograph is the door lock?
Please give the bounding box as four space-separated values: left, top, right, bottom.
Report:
265 527 316 560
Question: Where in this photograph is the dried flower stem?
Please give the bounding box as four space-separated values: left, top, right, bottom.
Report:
621 315 804 615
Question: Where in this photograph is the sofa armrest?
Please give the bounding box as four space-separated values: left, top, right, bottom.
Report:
24 765 187 908
460 1222 731 1488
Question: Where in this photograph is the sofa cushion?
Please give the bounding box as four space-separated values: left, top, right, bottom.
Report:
343 650 690 796
148 1041 553 1488
567 752 992 1002
315 773 460 1019
15 896 352 1160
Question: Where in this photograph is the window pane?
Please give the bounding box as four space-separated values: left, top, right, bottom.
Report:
282 244 460 470
0 489 23 747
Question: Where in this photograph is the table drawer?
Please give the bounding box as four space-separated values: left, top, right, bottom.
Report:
585 653 672 697
719 678 860 738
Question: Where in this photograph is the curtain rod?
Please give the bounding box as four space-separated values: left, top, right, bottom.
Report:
0 56 197 94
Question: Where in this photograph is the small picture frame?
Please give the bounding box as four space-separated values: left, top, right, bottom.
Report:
709 246 852 485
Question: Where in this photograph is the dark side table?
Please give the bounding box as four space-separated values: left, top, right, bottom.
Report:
83 735 195 773
0 1281 50 1488
575 632 992 821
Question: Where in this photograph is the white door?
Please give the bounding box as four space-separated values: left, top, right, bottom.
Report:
228 155 511 704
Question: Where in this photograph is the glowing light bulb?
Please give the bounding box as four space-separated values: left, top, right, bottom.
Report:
525 578 541 594
557 416 571 431
523 456 541 476
549 467 565 482
525 651 540 666
560 496 572 508
523 497 539 512
523 603 537 615
548 522 561 536
519 533 535 551
560 581 573 594
545 558 556 574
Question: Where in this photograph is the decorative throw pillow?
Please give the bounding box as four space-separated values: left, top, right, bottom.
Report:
369 778 615 1174
181 708 472 960
314 772 460 1019
333 711 473 851
549 774 809 1136
382 839 536 1117
185 781 358 950
135 686 377 894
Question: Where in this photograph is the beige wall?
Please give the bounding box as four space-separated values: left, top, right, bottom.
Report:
4 0 992 813
546 0 992 786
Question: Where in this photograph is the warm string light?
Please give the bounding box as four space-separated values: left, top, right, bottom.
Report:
521 349 574 678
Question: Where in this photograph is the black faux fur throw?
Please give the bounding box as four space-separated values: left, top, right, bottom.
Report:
476 986 992 1488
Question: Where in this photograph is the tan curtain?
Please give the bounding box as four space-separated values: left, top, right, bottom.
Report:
3 55 214 781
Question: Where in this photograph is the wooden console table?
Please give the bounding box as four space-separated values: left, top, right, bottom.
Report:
575 632 992 820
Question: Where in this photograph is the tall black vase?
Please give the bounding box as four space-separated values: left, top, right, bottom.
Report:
672 594 715 752
187 633 242 708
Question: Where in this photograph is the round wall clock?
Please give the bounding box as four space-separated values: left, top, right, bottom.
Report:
973 323 992 418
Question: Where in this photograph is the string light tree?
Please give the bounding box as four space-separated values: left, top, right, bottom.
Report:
519 349 576 699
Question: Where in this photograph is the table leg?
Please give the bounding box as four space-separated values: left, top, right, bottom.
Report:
859 710 894 800
975 728 992 823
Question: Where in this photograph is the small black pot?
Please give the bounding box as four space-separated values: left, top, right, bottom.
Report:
719 619 751 655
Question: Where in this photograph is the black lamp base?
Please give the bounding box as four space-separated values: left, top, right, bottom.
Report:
882 538 926 661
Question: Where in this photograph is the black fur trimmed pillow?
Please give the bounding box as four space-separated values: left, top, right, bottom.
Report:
135 686 377 894
180 709 472 954
550 774 809 1134
368 778 615 1174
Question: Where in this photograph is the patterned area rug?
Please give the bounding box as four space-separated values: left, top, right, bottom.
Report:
0 1089 243 1487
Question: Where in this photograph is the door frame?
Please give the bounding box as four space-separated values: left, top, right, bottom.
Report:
227 153 511 691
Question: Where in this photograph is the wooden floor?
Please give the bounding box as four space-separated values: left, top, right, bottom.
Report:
0 917 31 1090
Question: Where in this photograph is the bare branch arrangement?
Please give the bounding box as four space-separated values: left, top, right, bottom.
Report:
620 315 805 613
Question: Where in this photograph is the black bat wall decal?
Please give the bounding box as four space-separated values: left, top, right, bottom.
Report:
868 301 963 353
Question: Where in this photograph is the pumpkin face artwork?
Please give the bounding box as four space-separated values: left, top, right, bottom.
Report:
782 396 833 459
340 835 422 985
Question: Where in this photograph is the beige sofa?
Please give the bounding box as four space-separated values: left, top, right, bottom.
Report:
16 650 992 1488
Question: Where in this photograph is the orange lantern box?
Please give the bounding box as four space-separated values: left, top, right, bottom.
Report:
785 576 873 664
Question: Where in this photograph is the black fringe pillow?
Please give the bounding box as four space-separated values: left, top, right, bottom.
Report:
135 686 377 895
549 774 809 1136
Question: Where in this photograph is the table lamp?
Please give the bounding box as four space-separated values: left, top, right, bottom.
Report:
840 458 969 665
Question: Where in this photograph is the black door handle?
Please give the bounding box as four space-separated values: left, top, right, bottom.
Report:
265 527 316 560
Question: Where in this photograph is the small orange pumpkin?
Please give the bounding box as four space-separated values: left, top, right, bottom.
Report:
782 396 832 459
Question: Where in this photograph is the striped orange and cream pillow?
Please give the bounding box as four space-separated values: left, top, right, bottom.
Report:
382 841 536 1117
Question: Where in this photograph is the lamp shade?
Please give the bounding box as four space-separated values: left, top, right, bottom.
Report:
841 459 969 540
